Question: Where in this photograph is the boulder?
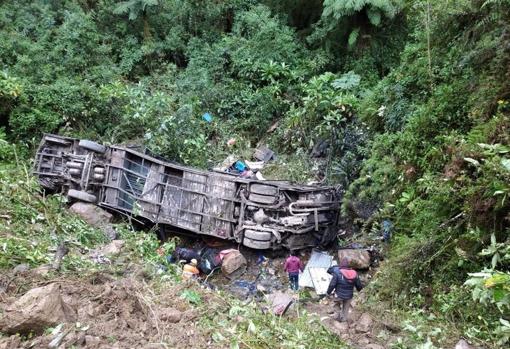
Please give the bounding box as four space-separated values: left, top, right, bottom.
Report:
70 202 112 227
355 313 373 333
0 283 76 334
221 250 247 278
101 240 125 256
338 249 371 269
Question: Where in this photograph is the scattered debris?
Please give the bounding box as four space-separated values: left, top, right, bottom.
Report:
227 137 236 146
229 280 257 299
266 121 279 133
266 291 294 315
253 145 275 162
202 112 213 123
309 267 333 295
0 283 76 335
300 250 335 290
245 160 265 171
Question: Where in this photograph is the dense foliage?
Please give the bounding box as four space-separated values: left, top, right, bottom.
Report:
1 0 509 347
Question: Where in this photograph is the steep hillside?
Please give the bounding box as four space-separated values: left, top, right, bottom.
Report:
1 0 509 347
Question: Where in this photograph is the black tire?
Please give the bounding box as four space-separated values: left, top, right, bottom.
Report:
243 237 271 249
78 139 106 154
248 193 277 204
67 189 97 203
250 184 278 196
244 229 272 241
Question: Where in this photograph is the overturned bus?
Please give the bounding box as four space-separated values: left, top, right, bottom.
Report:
33 134 341 250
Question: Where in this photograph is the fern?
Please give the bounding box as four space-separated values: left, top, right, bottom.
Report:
348 28 360 49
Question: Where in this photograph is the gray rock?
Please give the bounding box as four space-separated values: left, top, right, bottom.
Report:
455 339 474 349
69 202 112 227
333 320 349 332
100 240 125 256
85 335 101 346
13 263 29 274
365 344 385 349
0 283 76 334
356 313 373 333
69 202 117 239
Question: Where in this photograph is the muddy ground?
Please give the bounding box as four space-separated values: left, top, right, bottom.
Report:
0 234 396 349
0 269 219 349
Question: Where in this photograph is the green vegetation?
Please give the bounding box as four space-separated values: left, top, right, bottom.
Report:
1 0 509 347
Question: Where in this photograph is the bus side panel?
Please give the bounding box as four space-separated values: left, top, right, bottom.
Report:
201 175 237 239
178 172 207 231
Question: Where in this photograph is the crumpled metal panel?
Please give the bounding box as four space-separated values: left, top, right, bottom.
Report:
299 250 334 288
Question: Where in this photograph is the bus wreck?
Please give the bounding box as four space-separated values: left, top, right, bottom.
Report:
34 134 341 250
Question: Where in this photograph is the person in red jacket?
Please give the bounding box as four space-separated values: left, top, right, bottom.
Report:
284 251 304 291
326 258 363 322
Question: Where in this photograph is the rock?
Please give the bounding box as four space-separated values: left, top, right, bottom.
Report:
0 283 76 335
84 335 101 347
0 335 21 349
12 263 29 274
32 264 52 276
159 308 182 323
357 337 370 345
144 344 166 349
333 320 349 332
69 202 116 239
70 202 112 226
356 313 373 333
100 240 125 256
221 250 247 278
338 249 371 269
455 339 474 349
365 344 385 349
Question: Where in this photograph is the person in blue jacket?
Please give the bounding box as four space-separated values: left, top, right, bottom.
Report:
326 258 363 322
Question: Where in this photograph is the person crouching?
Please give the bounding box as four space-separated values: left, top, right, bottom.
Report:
326 258 363 322
182 258 200 280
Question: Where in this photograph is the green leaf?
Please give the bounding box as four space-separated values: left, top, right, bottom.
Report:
348 28 360 49
501 159 510 171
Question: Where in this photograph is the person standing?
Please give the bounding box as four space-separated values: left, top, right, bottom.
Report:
326 258 363 322
284 251 304 291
